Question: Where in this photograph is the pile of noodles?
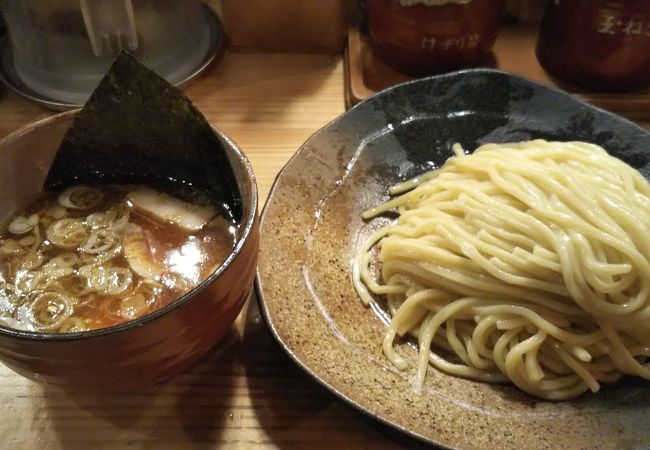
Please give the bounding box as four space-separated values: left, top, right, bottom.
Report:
353 140 650 400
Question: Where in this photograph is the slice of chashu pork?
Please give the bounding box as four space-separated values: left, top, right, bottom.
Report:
127 187 217 233
122 228 164 282
123 187 217 281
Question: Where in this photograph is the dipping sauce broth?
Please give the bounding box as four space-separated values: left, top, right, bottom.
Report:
0 185 236 333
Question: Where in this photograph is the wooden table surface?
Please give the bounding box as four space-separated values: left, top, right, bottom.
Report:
0 52 648 450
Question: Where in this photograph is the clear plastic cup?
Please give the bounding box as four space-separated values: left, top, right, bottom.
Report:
1 0 213 104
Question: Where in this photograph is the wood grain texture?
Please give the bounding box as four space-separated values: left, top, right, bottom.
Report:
221 0 348 54
0 52 647 449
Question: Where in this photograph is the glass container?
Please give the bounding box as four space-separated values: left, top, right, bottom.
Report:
367 0 508 76
536 0 650 91
1 0 213 104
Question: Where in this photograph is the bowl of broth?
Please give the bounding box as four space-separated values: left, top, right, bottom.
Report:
0 110 258 389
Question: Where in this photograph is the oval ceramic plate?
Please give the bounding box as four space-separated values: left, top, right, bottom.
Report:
256 69 650 449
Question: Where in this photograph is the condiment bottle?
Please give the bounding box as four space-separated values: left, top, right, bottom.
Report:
536 0 650 91
367 0 508 76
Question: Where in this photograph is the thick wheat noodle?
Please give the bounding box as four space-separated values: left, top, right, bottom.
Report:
353 140 650 400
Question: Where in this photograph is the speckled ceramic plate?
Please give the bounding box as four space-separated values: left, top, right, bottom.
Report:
256 69 650 450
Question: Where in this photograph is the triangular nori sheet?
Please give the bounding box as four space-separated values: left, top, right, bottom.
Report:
44 52 241 221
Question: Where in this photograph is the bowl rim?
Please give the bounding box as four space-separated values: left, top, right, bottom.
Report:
0 109 258 341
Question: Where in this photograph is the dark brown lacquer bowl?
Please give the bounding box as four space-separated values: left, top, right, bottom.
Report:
257 69 650 449
536 0 650 92
368 0 507 76
0 110 259 389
